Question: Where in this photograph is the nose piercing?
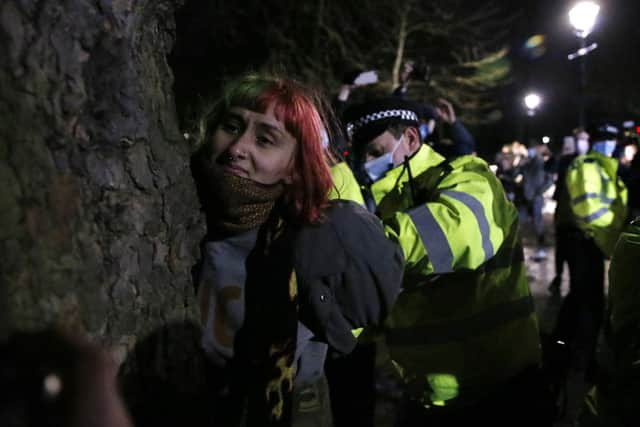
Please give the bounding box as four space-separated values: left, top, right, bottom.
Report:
226 153 236 161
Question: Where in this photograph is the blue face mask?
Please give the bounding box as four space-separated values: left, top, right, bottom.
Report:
364 138 403 182
419 123 430 140
591 140 616 157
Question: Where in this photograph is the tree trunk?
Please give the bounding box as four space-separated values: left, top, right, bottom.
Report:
0 0 208 422
391 8 408 89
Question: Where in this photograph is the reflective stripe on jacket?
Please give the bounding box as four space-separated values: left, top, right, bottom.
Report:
369 144 541 406
566 152 628 257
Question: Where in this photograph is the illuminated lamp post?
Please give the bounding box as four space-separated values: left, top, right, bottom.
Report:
568 2 600 128
523 92 542 146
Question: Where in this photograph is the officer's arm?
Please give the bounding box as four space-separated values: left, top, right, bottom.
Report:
383 176 505 276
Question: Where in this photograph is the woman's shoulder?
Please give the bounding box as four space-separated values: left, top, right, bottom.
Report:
293 201 390 268
292 198 404 291
292 199 404 354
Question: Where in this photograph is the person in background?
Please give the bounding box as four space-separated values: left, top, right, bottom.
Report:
549 130 586 293
615 138 639 221
342 97 550 427
552 123 628 385
520 142 555 261
191 74 404 427
577 217 640 427
392 61 476 158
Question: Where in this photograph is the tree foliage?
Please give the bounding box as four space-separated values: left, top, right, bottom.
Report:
173 0 517 126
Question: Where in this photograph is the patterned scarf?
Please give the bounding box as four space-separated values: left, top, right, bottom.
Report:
195 155 285 238
236 214 299 427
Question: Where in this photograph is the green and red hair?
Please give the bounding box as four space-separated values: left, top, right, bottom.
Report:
201 74 335 224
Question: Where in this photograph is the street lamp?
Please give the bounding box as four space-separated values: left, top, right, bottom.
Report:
523 92 542 145
568 2 600 127
524 93 542 116
569 2 600 38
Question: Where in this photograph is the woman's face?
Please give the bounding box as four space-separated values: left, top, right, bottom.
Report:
210 103 298 185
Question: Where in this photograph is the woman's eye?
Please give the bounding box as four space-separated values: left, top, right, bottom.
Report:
256 135 275 146
221 122 241 134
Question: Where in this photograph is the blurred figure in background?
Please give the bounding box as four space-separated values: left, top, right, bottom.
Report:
549 129 588 293
552 123 628 386
520 142 555 261
577 217 640 427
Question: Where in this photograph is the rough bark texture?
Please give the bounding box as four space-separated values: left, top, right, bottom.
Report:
0 0 208 422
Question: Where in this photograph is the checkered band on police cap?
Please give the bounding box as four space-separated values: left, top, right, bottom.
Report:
343 98 421 144
346 109 419 139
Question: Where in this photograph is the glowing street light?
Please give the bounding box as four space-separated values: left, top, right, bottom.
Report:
569 2 600 38
568 2 600 128
542 136 551 144
522 93 542 145
524 93 542 115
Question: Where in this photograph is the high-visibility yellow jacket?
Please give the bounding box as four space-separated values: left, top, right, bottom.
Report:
368 144 541 406
329 161 365 206
566 152 628 257
580 218 640 426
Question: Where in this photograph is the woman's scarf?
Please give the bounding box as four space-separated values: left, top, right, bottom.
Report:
191 147 285 238
208 171 285 238
236 213 299 427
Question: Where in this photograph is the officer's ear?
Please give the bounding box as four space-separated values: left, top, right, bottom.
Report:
404 126 422 155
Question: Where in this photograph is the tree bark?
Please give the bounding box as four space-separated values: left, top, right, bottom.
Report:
0 0 206 415
392 8 409 89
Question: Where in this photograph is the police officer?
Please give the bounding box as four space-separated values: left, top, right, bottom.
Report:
342 98 549 426
553 123 628 383
577 217 640 427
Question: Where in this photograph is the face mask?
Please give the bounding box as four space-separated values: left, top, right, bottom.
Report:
419 123 430 140
576 138 589 155
320 128 329 149
591 140 616 157
364 137 403 182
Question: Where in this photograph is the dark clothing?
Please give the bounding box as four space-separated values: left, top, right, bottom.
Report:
553 230 605 377
620 160 640 220
522 155 553 203
198 200 404 426
520 155 553 245
428 120 476 158
394 366 554 427
553 154 578 227
390 87 476 157
554 225 571 280
553 154 578 278
294 200 405 355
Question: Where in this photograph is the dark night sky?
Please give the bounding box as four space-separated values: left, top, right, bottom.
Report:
488 0 640 155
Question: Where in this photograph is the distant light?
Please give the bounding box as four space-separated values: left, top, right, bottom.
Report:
636 126 640 134
183 132 190 140
623 120 635 129
542 136 550 144
569 2 600 38
524 93 542 110
43 373 63 398
525 34 545 49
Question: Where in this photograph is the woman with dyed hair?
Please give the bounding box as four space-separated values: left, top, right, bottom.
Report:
191 74 403 427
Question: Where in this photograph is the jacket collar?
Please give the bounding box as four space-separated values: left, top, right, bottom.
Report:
370 144 445 205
